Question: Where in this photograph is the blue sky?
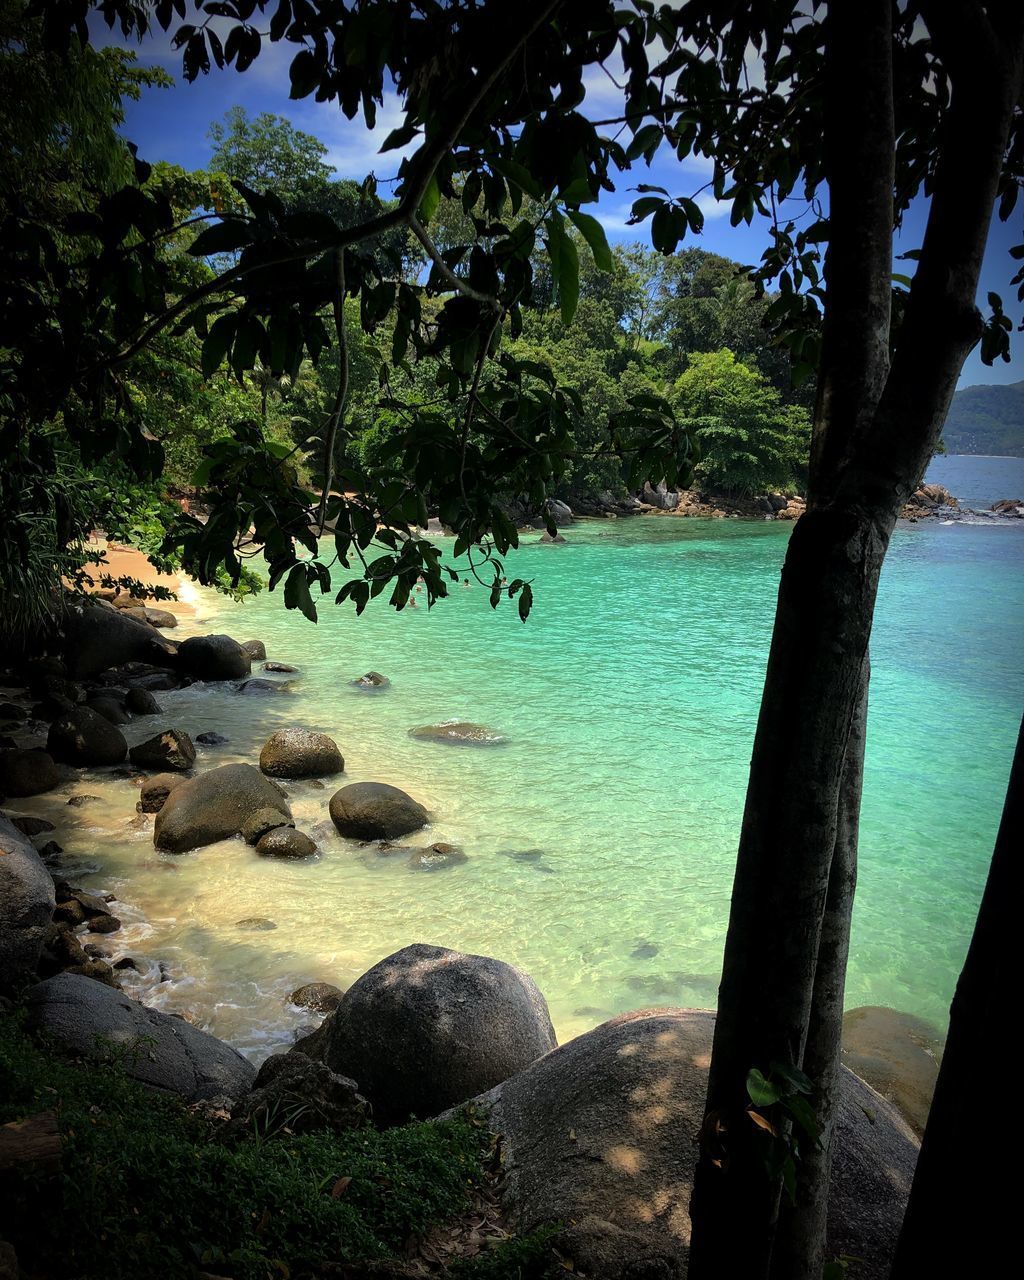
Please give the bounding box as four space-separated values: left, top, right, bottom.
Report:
108 23 1020 390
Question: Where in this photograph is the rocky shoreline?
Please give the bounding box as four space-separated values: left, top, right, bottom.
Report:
0 546 951 1278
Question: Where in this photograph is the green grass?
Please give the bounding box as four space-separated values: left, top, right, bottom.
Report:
0 1012 516 1280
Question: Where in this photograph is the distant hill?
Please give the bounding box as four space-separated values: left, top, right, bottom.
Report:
942 380 1024 456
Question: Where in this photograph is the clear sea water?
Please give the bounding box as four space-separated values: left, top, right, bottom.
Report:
13 456 1024 1060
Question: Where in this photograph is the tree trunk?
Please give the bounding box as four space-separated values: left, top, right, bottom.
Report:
770 662 867 1279
688 4 1024 1276
890 712 1022 1278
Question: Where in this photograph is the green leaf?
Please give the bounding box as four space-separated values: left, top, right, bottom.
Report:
188 219 253 257
769 1060 814 1096
418 174 441 225
568 210 613 272
626 123 662 162
284 564 317 622
629 195 664 222
201 314 237 379
746 1068 780 1107
545 211 579 326
380 122 419 152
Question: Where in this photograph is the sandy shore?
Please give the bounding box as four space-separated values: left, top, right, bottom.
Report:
80 538 201 617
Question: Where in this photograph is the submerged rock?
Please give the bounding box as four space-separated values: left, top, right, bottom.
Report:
350 671 390 690
456 1008 918 1280
290 982 345 1014
129 729 196 773
328 781 428 840
0 747 59 793
236 678 285 695
842 1005 944 1137
235 917 277 932
315 943 557 1126
47 707 127 767
25 972 255 1101
406 842 467 871
408 721 508 747
264 661 298 673
154 763 292 853
195 731 229 746
176 634 251 682
259 728 344 779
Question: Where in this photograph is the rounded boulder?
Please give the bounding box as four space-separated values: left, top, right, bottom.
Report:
256 828 318 859
0 748 60 797
319 943 557 1125
139 772 187 814
154 763 292 853
457 1009 918 1280
176 634 251 682
259 728 344 779
47 706 127 766
328 781 427 840
129 728 196 773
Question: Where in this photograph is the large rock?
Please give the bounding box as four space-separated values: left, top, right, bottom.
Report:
0 814 56 994
0 748 60 797
47 706 127 766
154 763 292 853
842 1005 944 1137
317 943 557 1126
259 729 344 779
459 1009 918 1280
24 972 255 1101
125 687 162 716
85 695 131 725
328 782 428 840
129 729 196 773
241 639 267 661
176 634 251 682
62 599 176 679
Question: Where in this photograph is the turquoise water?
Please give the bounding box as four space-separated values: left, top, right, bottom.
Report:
14 458 1024 1058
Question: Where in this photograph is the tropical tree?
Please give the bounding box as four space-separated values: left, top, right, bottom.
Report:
670 348 809 493
10 3 1024 1277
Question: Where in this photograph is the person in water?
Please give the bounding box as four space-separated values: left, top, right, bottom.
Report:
462 579 471 588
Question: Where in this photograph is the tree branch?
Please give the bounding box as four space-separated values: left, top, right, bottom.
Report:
409 214 500 306
317 250 348 535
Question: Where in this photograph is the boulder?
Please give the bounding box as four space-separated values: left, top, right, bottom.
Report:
0 815 56 994
408 722 507 746
85 695 132 725
539 531 567 544
5 814 55 837
241 639 267 661
458 1009 918 1280
176 634 251 682
259 729 344 779
255 828 318 859
230 1051 367 1134
139 772 186 814
236 678 284 695
992 497 1024 516
544 497 574 526
154 763 292 853
66 794 100 808
328 782 428 840
317 943 557 1126
0 749 60 797
240 807 294 845
350 671 390 689
123 606 177 629
24 972 255 1101
264 661 298 673
129 729 196 773
290 982 345 1014
195 731 229 746
47 707 127 766
125 688 162 716
842 1005 944 1137
62 599 176 680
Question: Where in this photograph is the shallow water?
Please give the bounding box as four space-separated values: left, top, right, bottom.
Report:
10 458 1024 1061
